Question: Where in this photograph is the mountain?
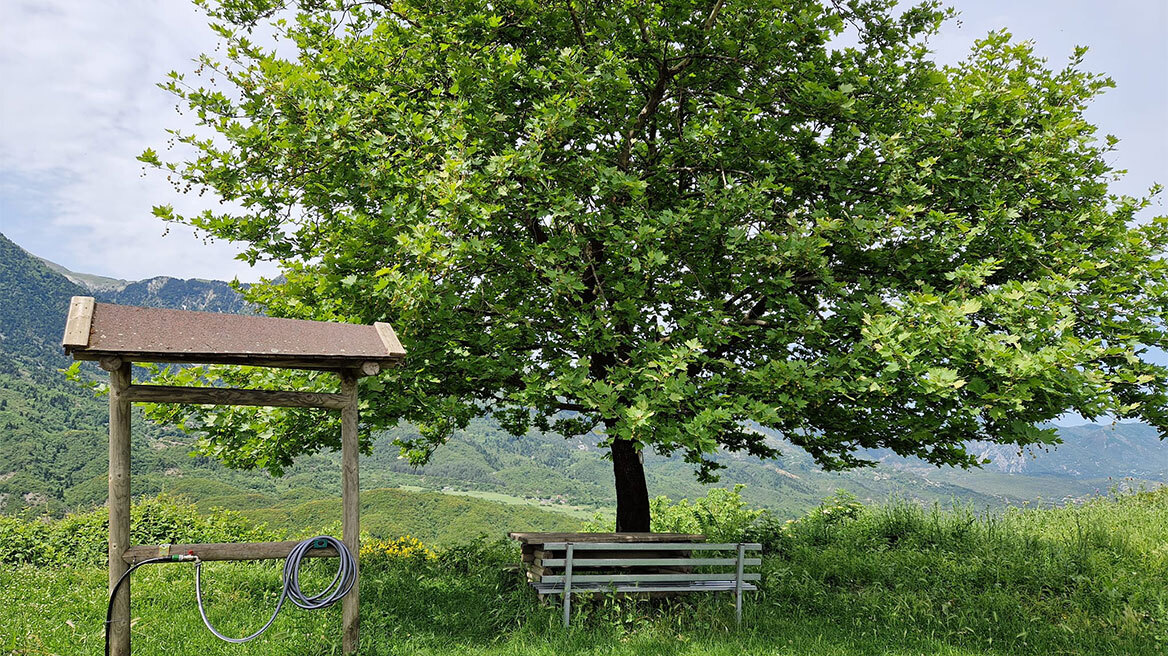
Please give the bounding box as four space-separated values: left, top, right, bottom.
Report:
40 253 252 314
0 232 1163 525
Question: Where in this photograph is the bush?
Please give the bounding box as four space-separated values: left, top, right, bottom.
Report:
748 490 865 552
584 485 763 542
360 535 437 563
0 494 278 567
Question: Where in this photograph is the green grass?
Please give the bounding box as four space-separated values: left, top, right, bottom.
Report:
3 489 1166 655
420 487 605 520
237 487 581 546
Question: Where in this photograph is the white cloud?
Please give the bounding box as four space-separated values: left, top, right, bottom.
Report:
0 0 279 281
0 1 1164 282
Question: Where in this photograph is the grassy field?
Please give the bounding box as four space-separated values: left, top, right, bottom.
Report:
3 488 1166 655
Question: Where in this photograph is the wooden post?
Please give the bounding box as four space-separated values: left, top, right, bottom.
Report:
107 361 132 656
340 372 360 654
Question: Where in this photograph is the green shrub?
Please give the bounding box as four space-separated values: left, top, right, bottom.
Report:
0 494 278 567
748 489 865 551
584 485 763 542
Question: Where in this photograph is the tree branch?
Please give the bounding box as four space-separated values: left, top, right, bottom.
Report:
616 0 725 172
566 1 588 50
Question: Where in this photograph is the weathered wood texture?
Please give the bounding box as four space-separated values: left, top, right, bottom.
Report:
60 301 402 655
123 541 339 564
542 542 757 550
62 296 95 347
510 532 704 545
108 363 132 656
374 322 404 357
124 384 348 409
63 301 405 370
341 373 360 655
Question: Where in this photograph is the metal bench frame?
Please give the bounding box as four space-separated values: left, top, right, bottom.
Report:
530 541 762 627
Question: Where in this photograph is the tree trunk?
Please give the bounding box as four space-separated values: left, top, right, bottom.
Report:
611 438 651 532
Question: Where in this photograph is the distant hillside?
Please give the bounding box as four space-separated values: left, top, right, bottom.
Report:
0 232 1162 524
0 234 88 368
39 252 251 314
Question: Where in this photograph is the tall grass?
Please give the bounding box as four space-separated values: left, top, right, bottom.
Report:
2 488 1164 655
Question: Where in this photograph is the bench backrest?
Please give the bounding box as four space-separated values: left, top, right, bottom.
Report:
538 541 762 587
537 541 762 626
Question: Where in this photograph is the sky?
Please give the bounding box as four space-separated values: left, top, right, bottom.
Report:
1 1 1166 283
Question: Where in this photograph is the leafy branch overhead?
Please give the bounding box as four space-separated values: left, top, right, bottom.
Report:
141 1 1165 497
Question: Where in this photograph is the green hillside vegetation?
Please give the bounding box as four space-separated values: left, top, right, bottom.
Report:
3 488 1165 655
0 491 576 566
1 232 1162 524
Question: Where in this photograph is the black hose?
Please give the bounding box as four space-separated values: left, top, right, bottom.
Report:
105 556 180 656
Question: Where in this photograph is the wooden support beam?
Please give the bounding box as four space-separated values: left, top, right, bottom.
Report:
71 350 401 372
108 363 132 656
62 296 95 348
341 372 360 654
123 384 348 409
122 540 340 564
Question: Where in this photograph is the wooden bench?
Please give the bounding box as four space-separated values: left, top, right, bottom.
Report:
530 541 762 627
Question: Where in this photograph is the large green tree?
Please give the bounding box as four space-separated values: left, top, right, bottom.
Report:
142 0 1167 530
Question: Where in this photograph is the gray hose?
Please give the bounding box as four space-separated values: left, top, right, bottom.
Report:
196 535 357 643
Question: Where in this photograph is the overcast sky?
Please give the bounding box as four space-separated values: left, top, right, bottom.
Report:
1 0 1165 283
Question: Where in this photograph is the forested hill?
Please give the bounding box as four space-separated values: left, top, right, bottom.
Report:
0 234 256 515
0 234 87 369
0 233 1163 522
1 233 250 366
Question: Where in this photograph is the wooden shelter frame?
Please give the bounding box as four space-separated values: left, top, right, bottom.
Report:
62 296 406 656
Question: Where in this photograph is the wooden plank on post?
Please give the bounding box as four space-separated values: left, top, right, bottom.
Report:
124 384 348 409
108 363 132 656
123 540 340 564
341 372 360 654
62 296 95 348
373 322 404 357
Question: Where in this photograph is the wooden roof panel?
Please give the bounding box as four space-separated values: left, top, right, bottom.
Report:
62 297 405 370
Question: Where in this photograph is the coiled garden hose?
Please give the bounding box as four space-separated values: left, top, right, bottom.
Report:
103 536 355 654
196 535 357 643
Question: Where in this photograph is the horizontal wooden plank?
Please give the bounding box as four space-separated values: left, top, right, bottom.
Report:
122 540 339 564
542 542 761 551
541 572 761 584
71 350 400 372
533 581 759 595
509 532 704 544
540 557 760 568
124 384 348 409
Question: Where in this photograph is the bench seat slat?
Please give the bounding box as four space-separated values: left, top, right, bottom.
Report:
541 542 760 551
533 581 758 595
539 557 761 567
541 572 761 584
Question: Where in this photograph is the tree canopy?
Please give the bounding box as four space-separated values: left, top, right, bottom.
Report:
141 0 1167 530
